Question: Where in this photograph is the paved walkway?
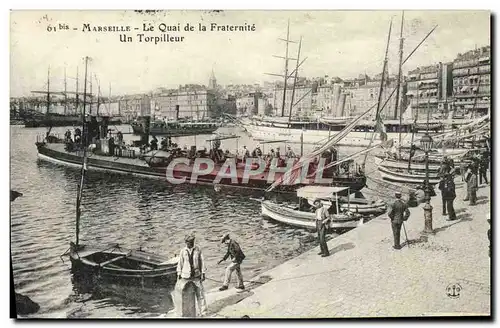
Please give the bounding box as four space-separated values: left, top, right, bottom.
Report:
209 178 491 318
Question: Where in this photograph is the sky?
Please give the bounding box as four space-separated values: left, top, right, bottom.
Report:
10 10 490 97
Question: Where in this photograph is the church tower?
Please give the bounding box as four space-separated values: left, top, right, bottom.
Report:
208 69 217 90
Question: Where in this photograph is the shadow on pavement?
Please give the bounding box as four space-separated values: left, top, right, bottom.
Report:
328 242 355 255
403 234 428 247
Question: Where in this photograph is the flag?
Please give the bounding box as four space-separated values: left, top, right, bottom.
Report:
374 113 387 142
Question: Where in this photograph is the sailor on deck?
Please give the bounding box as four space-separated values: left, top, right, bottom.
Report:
252 146 262 158
286 146 296 158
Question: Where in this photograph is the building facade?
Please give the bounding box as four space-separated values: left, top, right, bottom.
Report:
451 46 490 116
343 78 402 120
406 62 453 119
154 88 216 120
273 86 314 117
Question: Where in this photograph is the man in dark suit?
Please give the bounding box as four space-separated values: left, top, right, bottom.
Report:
439 173 457 220
387 192 410 250
218 234 246 291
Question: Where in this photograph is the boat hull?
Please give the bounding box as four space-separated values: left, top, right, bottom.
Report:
377 165 441 185
261 201 364 231
243 122 425 147
69 246 178 287
36 143 367 192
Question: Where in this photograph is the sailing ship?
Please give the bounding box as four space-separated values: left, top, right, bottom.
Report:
237 22 474 147
23 66 122 128
61 57 178 287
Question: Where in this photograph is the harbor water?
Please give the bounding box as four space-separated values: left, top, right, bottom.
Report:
10 125 394 318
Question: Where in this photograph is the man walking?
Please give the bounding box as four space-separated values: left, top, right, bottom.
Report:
439 173 457 220
176 234 207 317
464 165 478 205
387 192 410 250
218 234 246 291
313 199 330 257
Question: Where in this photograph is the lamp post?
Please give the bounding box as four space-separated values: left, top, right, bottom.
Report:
420 133 434 233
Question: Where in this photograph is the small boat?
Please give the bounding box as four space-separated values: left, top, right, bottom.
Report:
261 186 381 231
338 195 387 214
69 243 178 286
377 165 441 185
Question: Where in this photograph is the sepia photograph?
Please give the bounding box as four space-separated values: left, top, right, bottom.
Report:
9 9 491 319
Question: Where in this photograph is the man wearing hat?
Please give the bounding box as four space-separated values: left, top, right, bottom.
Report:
286 146 296 158
313 199 330 257
218 234 246 291
438 173 457 220
176 234 207 316
387 192 410 250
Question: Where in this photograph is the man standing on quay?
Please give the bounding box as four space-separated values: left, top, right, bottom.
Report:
176 234 207 317
313 199 331 257
439 173 457 220
218 234 246 291
387 192 410 250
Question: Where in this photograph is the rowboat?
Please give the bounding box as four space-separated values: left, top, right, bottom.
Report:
261 186 385 231
377 165 441 185
69 243 178 286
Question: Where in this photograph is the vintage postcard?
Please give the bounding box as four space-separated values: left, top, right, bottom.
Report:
10 10 491 319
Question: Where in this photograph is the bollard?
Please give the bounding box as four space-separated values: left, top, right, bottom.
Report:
423 202 434 234
181 281 197 318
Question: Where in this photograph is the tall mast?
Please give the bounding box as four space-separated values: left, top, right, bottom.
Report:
76 56 90 247
64 67 67 115
75 66 79 116
288 36 303 125
362 19 393 165
408 85 420 171
109 82 112 116
96 75 101 116
281 20 291 117
396 12 405 157
46 66 51 115
375 20 392 120
89 74 93 115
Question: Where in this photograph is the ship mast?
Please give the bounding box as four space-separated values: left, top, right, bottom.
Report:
362 19 393 166
64 67 68 115
280 20 291 117
46 66 51 116
395 12 405 158
75 56 90 247
288 36 303 125
75 66 79 116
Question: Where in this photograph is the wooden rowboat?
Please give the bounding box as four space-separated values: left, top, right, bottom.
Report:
69 243 178 286
261 200 363 231
377 165 441 185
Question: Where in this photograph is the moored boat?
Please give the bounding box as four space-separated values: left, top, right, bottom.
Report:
36 141 367 193
377 165 441 185
69 244 178 286
261 186 385 230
